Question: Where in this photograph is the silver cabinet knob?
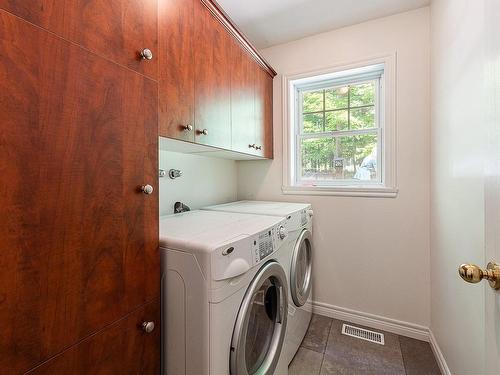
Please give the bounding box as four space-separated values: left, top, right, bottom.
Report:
248 144 256 149
198 129 208 135
140 48 153 60
141 184 154 195
183 124 193 132
142 321 155 333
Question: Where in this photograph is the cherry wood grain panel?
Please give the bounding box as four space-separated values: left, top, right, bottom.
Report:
0 0 158 79
0 10 159 373
194 0 232 149
255 65 274 159
230 39 256 154
26 299 160 375
158 0 195 141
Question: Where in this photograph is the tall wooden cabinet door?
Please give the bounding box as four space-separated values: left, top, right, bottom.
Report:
26 300 161 375
0 10 159 373
193 1 232 149
255 66 274 158
0 0 158 79
230 40 256 154
159 0 195 141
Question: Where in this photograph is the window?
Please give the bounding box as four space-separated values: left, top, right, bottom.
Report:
283 57 397 197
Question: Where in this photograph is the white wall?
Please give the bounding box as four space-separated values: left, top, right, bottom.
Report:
430 1 487 373
159 149 237 216
237 8 431 327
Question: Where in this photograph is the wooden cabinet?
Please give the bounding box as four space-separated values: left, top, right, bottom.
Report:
159 0 195 141
159 0 276 158
0 0 158 79
0 9 159 373
231 40 256 154
26 300 161 375
194 0 232 149
255 67 274 159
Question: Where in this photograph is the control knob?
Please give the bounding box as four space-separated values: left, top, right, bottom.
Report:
278 225 287 240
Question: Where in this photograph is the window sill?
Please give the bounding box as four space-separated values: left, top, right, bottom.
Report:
282 185 398 198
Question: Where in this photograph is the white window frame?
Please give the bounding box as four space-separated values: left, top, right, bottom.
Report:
282 54 398 197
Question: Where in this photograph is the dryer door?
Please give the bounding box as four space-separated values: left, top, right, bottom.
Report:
230 261 288 375
290 229 313 307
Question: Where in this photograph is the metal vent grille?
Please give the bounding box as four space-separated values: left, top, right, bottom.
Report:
341 324 385 345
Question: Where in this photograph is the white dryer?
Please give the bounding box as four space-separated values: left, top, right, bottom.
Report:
160 210 291 375
201 201 314 365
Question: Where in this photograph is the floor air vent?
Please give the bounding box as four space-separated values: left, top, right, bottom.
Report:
341 324 385 345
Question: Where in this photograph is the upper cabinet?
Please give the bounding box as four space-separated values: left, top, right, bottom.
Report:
0 0 158 79
159 0 276 158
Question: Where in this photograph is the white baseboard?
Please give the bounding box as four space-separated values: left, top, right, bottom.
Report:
429 330 452 375
311 300 430 341
310 300 451 374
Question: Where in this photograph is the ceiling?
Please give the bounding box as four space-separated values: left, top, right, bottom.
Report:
217 0 430 49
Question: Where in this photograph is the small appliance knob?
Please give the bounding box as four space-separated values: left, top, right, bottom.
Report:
307 209 314 218
278 225 287 240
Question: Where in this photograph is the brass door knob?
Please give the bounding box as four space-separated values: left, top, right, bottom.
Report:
458 262 500 289
142 321 155 333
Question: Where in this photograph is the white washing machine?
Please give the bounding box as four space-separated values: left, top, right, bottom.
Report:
202 201 314 365
160 210 292 375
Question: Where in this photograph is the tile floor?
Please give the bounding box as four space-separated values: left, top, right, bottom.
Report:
289 314 441 375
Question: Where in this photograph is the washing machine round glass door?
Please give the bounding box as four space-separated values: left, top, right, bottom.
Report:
230 261 288 375
290 229 313 307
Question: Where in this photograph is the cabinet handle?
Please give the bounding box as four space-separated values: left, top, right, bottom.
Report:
183 124 193 132
198 129 208 135
248 144 256 149
256 145 262 150
142 321 155 333
141 184 154 195
140 48 153 60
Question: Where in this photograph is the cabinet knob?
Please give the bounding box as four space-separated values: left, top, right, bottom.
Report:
141 184 154 195
248 144 256 149
198 129 208 135
140 48 153 60
256 145 262 150
142 321 155 333
183 124 193 132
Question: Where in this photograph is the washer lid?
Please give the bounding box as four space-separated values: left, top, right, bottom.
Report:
159 210 283 254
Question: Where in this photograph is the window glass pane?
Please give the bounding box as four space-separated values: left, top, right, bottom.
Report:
325 110 348 131
300 133 378 182
350 106 375 129
350 82 375 107
325 86 348 110
302 113 324 133
302 90 323 113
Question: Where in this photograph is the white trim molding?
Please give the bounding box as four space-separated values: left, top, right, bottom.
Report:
310 300 429 341
429 330 452 375
310 300 451 374
281 53 398 198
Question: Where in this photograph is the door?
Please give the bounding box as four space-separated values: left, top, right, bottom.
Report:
230 261 288 375
231 39 256 154
193 0 232 149
159 0 195 141
484 0 500 371
290 230 313 307
0 0 158 79
0 10 159 373
440 0 500 373
255 67 274 158
25 300 160 375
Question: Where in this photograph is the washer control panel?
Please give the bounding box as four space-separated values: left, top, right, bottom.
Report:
252 220 287 264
